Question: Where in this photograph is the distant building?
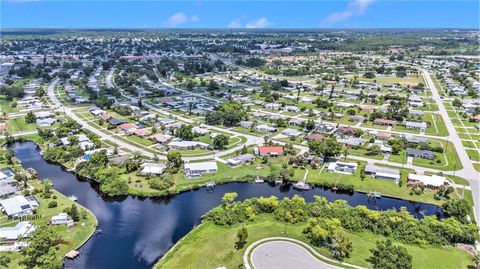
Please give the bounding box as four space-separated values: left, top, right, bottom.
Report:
257 146 284 156
406 148 435 160
227 153 255 167
407 174 449 189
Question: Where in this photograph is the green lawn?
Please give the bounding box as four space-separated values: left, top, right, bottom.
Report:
7 117 38 134
155 215 472 269
466 149 480 162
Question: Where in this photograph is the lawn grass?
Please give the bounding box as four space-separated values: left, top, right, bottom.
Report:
155 215 472 269
466 149 480 162
7 117 38 134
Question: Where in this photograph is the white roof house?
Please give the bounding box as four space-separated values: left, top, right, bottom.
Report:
0 195 39 217
140 163 167 176
192 126 209 135
0 221 35 241
281 128 302 137
184 161 218 178
327 161 358 174
405 121 428 131
168 140 210 150
34 111 54 119
60 134 91 146
407 174 449 188
50 213 73 226
365 164 400 183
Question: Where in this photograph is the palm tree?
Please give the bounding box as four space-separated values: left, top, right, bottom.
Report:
343 148 349 161
328 85 335 99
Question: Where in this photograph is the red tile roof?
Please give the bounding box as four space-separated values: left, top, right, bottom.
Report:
119 123 137 130
259 146 284 155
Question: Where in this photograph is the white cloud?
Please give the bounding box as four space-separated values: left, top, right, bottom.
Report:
165 12 199 28
322 0 375 26
246 17 272 28
229 16 272 28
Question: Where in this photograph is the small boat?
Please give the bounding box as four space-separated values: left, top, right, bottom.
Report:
274 180 283 185
26 167 37 176
68 195 78 202
255 175 264 183
206 181 215 190
367 191 382 199
293 181 310 191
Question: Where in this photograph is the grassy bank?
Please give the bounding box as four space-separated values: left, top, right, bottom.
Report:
155 215 473 269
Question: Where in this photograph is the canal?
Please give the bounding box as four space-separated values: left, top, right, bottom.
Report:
12 141 443 269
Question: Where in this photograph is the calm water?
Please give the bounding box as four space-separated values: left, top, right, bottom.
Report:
11 142 442 269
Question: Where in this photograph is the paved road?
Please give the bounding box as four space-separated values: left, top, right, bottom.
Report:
423 70 480 225
245 237 364 269
47 78 157 158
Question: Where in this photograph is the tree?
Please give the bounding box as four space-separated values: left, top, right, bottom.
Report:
342 148 349 160
0 255 10 268
308 138 342 160
222 192 238 205
21 226 62 269
25 111 36 124
235 225 248 249
441 199 470 224
368 239 412 269
452 98 462 107
167 151 183 173
213 134 229 150
176 125 194 140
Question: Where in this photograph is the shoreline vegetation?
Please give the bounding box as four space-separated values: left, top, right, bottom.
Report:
155 193 477 269
14 134 470 209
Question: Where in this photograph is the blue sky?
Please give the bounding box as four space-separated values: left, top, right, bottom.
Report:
1 0 479 29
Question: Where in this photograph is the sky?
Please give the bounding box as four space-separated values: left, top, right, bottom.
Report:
1 0 479 29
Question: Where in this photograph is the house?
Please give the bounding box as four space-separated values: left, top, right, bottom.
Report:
140 163 167 176
304 133 323 141
406 148 435 160
227 153 255 167
131 129 152 138
36 118 57 127
168 140 210 150
338 137 367 147
184 161 218 178
0 182 17 198
60 134 90 146
316 123 336 134
281 128 302 138
0 195 39 217
0 221 36 251
263 103 281 110
99 113 112 121
240 121 254 129
407 174 449 189
151 134 173 145
109 155 131 166
192 126 209 136
284 105 300 112
50 213 74 227
349 116 365 122
34 111 54 119
255 124 277 133
373 118 398 126
288 118 305 126
257 146 284 156
405 121 427 131
406 136 428 144
90 109 105 116
364 164 400 183
327 161 358 174
375 131 392 140
119 123 138 133
380 144 392 153
109 118 127 126
336 126 356 136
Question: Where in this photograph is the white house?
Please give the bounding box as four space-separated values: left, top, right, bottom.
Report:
405 121 427 131
140 163 167 176
0 195 39 218
364 164 400 183
50 213 74 227
407 174 449 189
255 124 277 133
327 161 358 174
184 161 218 178
281 128 302 138
0 221 36 251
